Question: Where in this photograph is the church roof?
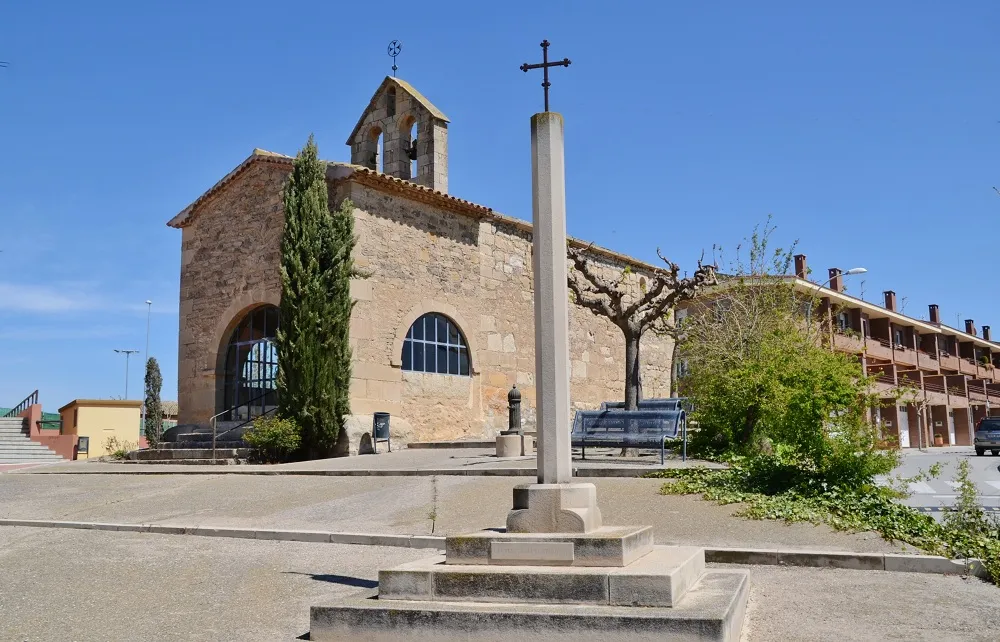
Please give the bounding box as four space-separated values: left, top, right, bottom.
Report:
166 149 664 274
346 76 450 145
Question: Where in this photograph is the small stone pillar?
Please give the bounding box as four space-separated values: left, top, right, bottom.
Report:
497 385 523 458
507 385 522 434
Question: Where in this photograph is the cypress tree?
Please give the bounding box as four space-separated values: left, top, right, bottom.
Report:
144 357 163 447
276 135 357 458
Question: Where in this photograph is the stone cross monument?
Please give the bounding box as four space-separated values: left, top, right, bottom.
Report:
309 45 749 639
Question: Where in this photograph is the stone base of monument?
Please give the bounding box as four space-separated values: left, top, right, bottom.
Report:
309 526 748 641
495 434 521 458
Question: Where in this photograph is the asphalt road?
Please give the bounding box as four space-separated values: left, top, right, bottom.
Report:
888 447 1000 517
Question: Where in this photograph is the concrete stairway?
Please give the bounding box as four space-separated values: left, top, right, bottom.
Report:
127 430 251 465
0 417 64 464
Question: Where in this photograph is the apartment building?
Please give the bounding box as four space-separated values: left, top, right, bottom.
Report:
795 254 1000 448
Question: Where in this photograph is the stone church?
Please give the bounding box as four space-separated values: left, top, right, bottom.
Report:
168 76 674 446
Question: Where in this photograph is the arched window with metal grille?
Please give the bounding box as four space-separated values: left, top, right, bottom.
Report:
401 313 470 376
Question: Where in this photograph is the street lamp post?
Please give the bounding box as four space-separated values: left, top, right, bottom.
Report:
142 300 152 442
114 349 139 399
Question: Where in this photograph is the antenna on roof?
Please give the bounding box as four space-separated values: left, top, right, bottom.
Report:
388 40 401 77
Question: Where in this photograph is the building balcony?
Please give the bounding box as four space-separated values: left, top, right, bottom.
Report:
917 351 939 372
893 346 918 368
923 379 950 406
833 331 864 354
866 338 894 361
939 352 960 371
970 388 988 403
959 359 978 377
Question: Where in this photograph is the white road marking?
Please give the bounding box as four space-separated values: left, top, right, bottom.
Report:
908 482 936 494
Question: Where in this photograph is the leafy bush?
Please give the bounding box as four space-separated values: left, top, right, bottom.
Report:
243 416 301 463
649 456 1000 584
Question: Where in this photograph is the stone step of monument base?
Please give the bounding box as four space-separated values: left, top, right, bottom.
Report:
446 525 653 568
379 545 705 608
310 570 749 642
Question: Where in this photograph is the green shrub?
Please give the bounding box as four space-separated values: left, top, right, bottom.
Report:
243 416 301 463
648 454 1000 584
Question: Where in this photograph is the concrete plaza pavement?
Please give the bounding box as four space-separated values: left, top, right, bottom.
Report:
5 446 717 475
0 473 907 554
0 527 996 641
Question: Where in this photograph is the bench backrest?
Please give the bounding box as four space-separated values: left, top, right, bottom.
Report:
599 398 686 411
571 408 685 439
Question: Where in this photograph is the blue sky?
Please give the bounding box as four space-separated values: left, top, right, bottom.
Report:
1 1 998 408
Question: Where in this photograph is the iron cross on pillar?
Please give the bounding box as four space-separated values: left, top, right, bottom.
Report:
520 40 571 112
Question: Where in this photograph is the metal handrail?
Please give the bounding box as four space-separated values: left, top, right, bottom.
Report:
36 419 62 435
208 390 276 463
2 390 39 418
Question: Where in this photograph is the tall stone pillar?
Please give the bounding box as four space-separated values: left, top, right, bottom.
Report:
505 112 601 534
530 112 572 485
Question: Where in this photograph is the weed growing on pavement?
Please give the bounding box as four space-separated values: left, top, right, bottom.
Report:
428 475 439 534
103 436 136 460
647 456 1000 584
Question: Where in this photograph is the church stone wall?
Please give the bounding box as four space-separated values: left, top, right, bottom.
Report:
176 166 673 443
343 182 673 442
176 161 286 426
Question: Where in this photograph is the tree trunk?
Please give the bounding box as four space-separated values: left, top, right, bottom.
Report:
624 328 641 412
621 327 641 457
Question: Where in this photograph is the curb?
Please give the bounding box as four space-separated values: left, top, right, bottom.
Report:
0 519 447 550
15 467 659 478
0 518 986 578
703 546 987 579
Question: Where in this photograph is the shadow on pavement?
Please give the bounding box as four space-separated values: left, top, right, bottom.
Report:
283 571 377 589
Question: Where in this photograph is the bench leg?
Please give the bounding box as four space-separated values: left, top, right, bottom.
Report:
581 443 586 460
660 439 665 465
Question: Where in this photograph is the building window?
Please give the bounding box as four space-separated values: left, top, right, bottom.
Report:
221 305 279 420
836 311 850 331
402 313 470 376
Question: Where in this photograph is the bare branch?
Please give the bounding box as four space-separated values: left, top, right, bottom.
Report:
567 244 625 321
567 273 617 319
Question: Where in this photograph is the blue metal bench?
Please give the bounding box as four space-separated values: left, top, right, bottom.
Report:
571 408 686 464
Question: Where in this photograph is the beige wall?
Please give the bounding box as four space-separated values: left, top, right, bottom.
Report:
59 401 142 458
175 165 673 444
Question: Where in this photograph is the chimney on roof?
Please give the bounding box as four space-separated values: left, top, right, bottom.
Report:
828 268 843 292
984 326 992 342
929 304 940 325
883 291 897 312
794 254 808 279
966 319 977 336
